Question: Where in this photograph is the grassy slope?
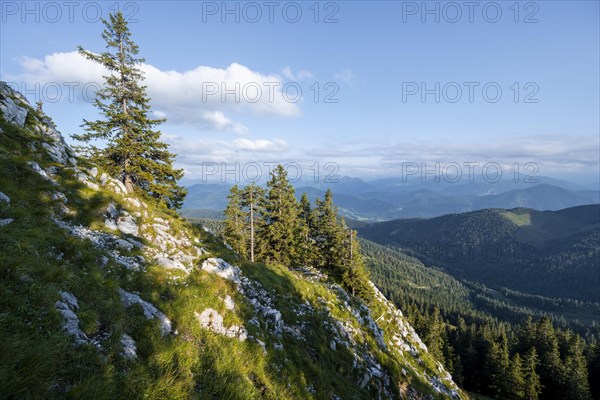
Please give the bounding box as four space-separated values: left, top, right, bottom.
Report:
0 91 462 399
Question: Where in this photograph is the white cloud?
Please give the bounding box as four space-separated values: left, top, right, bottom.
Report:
281 66 313 81
7 51 301 133
14 52 106 83
233 138 288 152
334 68 357 86
152 110 167 119
304 133 600 176
201 111 248 134
164 135 288 165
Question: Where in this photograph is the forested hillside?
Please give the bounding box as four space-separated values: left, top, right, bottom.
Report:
361 239 600 400
358 206 600 302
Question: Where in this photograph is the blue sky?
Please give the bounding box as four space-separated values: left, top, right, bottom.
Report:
1 1 599 185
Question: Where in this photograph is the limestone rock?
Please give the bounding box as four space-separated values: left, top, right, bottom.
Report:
107 179 127 195
195 308 247 341
51 191 68 203
0 86 28 127
125 197 142 208
98 173 109 186
104 204 139 236
60 291 79 309
155 256 188 271
53 218 144 271
118 288 172 336
0 218 14 227
55 291 88 345
41 141 68 164
106 203 118 219
120 334 137 360
201 258 241 283
114 239 134 251
28 161 56 184
223 295 235 310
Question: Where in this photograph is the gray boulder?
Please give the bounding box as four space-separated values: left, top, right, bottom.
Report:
55 291 88 345
0 89 28 127
201 258 241 283
195 308 247 341
0 218 14 227
120 334 137 360
155 257 188 271
117 213 139 236
118 288 172 336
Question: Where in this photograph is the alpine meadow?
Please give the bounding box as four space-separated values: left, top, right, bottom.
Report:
1 2 599 400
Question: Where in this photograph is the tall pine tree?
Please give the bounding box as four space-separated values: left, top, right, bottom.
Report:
523 348 542 400
507 353 526 400
340 223 371 298
314 190 345 272
298 193 317 267
241 184 265 262
262 165 301 266
224 185 246 256
75 11 186 208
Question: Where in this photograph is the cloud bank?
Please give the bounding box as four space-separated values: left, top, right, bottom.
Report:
7 51 300 133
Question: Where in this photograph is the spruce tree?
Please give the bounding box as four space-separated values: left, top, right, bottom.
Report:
314 190 345 272
422 307 447 365
298 193 317 267
75 11 186 208
340 224 371 298
523 348 542 400
262 165 301 265
299 193 314 231
241 184 265 262
508 353 526 400
224 185 246 256
485 330 511 397
562 334 591 400
587 343 600 400
535 316 565 399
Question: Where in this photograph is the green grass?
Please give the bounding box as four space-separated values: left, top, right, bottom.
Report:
500 210 531 226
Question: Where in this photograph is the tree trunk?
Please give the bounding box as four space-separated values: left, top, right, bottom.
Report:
124 159 134 193
120 38 133 193
349 229 353 268
250 190 255 262
124 175 134 193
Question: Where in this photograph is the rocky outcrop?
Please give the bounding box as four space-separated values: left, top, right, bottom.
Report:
195 308 248 341
118 288 172 336
120 334 137 360
53 218 144 271
0 83 28 127
201 258 241 283
201 258 285 348
55 291 89 346
0 191 10 204
0 218 14 227
28 161 57 184
36 121 74 165
1 83 76 166
104 203 139 236
223 295 235 310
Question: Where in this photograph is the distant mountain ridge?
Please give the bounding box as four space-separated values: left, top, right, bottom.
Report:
183 178 600 221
